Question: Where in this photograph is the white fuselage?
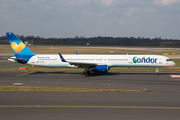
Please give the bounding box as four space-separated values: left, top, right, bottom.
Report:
27 54 175 68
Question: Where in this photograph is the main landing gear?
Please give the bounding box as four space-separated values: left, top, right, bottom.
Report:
82 67 91 75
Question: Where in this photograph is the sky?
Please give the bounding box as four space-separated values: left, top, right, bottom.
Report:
0 0 180 39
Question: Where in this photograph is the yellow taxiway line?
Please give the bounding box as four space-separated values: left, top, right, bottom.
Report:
16 71 34 77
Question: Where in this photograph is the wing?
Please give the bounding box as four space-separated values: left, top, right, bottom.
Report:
68 62 97 67
58 53 97 67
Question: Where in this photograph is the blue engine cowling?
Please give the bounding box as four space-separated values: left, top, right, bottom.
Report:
91 65 108 73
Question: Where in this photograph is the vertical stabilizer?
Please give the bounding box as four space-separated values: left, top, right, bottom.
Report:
6 32 35 63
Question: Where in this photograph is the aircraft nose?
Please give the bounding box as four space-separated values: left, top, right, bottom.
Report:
172 61 176 66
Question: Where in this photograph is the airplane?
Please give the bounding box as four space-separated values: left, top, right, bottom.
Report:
6 32 175 75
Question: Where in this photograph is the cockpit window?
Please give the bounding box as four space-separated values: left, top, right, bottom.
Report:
166 59 172 61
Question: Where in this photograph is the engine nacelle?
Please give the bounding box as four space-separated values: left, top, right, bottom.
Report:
91 65 108 73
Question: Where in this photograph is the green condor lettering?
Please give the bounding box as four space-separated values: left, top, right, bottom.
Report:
133 57 158 63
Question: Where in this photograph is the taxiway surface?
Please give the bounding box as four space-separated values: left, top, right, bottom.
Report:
0 71 180 120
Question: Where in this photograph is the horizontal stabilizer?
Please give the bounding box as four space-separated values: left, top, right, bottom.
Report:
8 56 26 62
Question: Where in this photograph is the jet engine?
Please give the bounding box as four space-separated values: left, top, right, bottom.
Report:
91 65 109 73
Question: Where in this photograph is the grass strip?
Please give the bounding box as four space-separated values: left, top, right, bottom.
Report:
0 86 148 92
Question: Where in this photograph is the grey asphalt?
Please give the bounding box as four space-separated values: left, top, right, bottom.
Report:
0 56 24 68
1 70 180 120
0 61 24 68
1 48 180 119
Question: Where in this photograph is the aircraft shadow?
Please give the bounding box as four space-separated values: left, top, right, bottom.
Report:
30 71 80 75
29 71 180 77
29 71 118 76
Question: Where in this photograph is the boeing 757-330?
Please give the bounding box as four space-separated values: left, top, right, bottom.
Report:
6 32 175 75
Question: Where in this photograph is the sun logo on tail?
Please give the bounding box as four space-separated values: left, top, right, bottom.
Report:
11 42 25 53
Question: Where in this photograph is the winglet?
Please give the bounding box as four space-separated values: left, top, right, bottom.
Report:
59 53 66 62
75 51 78 55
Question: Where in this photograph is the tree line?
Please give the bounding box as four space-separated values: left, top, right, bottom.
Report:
0 34 180 47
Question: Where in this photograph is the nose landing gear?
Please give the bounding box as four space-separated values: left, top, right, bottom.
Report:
155 67 160 75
